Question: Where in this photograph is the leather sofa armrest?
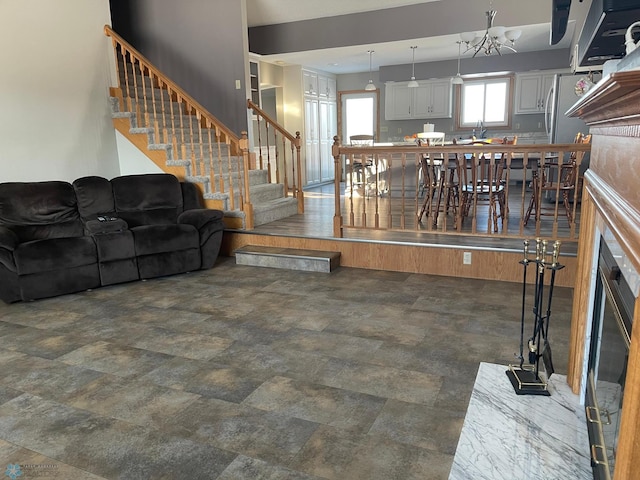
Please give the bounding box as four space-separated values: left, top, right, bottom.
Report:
178 209 224 244
0 226 18 251
85 218 128 235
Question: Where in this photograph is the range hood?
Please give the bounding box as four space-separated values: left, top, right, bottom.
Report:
576 0 640 68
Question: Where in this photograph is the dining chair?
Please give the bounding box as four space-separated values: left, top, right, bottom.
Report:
417 132 446 197
417 136 458 227
523 132 591 227
458 136 516 232
348 134 375 196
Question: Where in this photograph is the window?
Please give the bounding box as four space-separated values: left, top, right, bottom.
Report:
458 77 511 129
341 92 377 143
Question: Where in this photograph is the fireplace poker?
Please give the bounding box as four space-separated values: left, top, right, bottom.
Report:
541 241 563 377
517 240 530 369
528 240 544 365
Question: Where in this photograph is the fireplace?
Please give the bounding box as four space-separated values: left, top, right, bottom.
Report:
585 235 637 479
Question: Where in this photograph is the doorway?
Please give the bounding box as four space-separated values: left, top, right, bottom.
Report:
337 90 380 181
339 90 380 144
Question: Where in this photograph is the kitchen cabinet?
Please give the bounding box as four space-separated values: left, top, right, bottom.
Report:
318 75 337 99
303 70 318 96
304 98 320 184
385 80 452 120
319 100 337 183
301 69 337 185
514 72 555 114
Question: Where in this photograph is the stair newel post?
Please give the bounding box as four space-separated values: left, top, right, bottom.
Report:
278 134 285 192
295 131 304 214
240 131 254 230
332 136 344 238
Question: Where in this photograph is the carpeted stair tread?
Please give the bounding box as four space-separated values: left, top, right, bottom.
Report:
113 60 299 228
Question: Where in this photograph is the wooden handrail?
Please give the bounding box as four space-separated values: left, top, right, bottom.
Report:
332 138 591 239
248 99 299 146
337 143 592 155
105 25 240 145
105 24 255 223
247 98 304 214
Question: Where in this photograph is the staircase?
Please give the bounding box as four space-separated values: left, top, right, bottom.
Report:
106 30 299 230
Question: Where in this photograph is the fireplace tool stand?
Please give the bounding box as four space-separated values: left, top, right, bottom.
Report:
507 239 564 396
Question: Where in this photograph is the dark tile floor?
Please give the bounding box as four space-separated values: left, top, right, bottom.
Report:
0 256 574 479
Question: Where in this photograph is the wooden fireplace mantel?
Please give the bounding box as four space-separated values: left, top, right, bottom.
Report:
567 69 640 480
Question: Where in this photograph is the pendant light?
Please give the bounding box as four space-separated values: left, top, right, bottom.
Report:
452 41 464 85
364 50 376 91
407 46 419 88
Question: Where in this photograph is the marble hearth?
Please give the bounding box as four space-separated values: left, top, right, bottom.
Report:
449 362 591 480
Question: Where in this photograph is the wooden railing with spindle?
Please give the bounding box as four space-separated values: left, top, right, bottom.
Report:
104 26 254 228
247 99 304 213
331 139 591 240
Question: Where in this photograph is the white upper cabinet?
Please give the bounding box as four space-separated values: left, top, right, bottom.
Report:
304 70 336 99
303 70 318 96
317 75 336 99
385 80 452 120
386 84 413 119
514 72 555 114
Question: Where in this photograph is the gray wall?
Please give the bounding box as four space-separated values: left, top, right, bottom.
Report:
110 0 248 134
249 0 551 55
379 50 572 83
337 71 547 144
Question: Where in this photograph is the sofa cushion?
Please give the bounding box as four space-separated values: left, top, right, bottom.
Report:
72 176 116 221
14 236 97 275
93 230 136 262
131 224 199 256
112 174 184 227
0 181 83 242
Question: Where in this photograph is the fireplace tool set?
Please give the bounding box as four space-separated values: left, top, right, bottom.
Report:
507 238 564 396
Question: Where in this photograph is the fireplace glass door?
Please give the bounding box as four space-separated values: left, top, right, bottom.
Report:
586 238 634 479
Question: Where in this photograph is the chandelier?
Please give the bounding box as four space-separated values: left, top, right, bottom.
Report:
459 5 521 57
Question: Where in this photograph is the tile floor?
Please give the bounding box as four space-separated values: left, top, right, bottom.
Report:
0 256 574 479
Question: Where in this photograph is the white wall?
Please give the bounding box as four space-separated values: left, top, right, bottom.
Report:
0 0 120 182
115 132 163 176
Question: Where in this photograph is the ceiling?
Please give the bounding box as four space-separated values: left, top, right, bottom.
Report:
245 0 591 75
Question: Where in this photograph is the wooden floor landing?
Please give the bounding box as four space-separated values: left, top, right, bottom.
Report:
220 183 578 288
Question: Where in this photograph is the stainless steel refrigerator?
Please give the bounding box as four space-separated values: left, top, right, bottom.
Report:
543 73 598 202
545 73 594 145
